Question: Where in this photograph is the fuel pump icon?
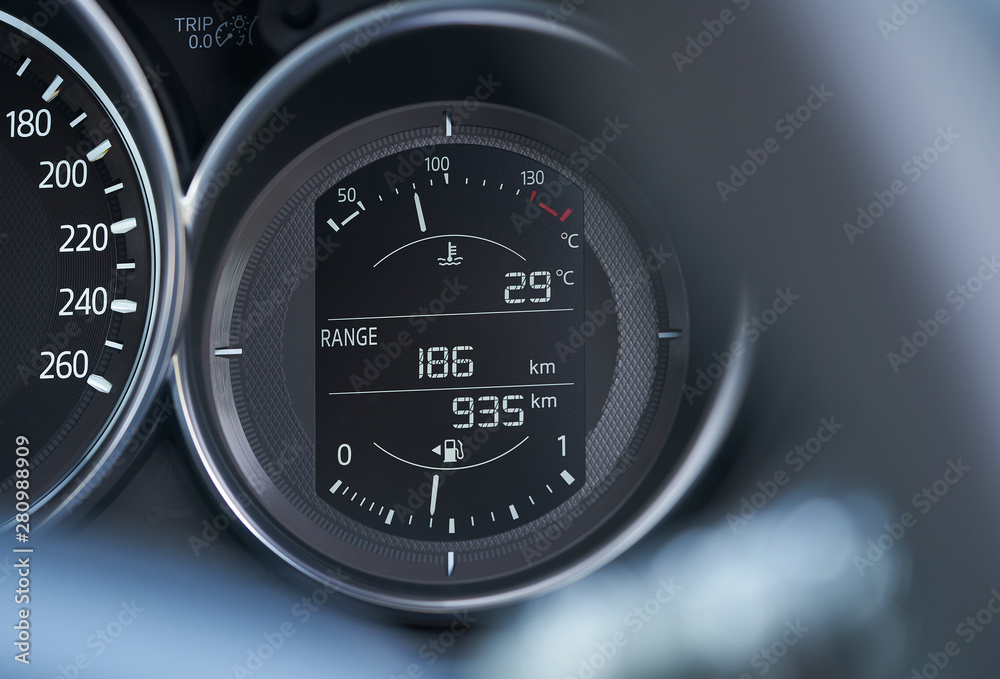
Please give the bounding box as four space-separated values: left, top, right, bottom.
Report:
432 439 464 463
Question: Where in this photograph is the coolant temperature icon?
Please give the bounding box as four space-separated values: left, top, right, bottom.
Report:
432 439 464 463
437 241 463 266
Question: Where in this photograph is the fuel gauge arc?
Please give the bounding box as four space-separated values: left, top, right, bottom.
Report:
372 435 529 471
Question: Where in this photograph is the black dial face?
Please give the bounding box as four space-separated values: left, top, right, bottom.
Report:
313 144 587 540
0 16 157 521
201 104 687 600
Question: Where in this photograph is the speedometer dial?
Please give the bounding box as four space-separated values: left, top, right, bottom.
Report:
0 8 180 526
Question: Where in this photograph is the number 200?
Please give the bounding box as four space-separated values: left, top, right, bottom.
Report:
39 159 87 189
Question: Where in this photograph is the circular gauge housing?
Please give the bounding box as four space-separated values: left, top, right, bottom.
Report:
212 104 684 574
177 4 747 611
0 5 181 526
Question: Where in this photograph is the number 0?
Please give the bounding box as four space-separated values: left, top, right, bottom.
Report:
337 444 352 466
